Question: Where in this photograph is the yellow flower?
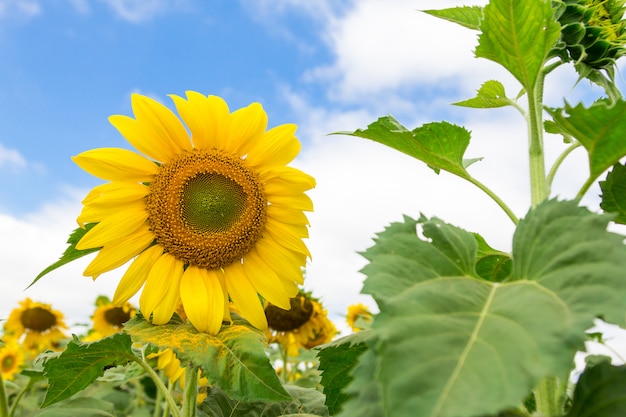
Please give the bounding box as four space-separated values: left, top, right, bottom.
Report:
0 339 25 381
346 303 373 332
3 298 68 357
73 92 314 334
148 348 209 403
91 300 136 338
266 293 337 356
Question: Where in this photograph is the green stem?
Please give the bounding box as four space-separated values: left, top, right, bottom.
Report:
8 379 33 417
152 371 164 417
534 376 563 417
182 368 198 417
576 174 598 200
280 346 289 384
527 75 550 207
0 371 8 417
464 176 519 224
133 357 182 417
546 142 582 187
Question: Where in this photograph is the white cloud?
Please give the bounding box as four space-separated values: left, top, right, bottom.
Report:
0 143 27 171
98 0 187 23
0 0 40 19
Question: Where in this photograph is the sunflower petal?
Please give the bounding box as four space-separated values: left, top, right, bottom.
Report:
224 262 268 331
246 124 300 168
268 193 313 212
83 182 150 206
140 254 184 324
83 224 154 277
260 166 316 190
264 217 311 258
73 148 158 182
242 251 298 309
267 204 310 226
253 235 306 285
112 245 163 305
227 102 267 155
180 266 224 334
76 208 148 250
78 201 146 227
171 92 231 150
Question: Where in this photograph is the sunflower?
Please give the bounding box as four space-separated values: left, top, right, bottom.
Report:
86 297 136 340
346 303 373 332
72 92 314 334
265 292 337 356
148 348 209 403
3 298 68 357
0 339 25 381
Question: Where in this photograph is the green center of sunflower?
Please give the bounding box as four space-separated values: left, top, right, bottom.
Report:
265 296 314 332
104 306 133 328
1 354 15 371
20 307 57 332
147 149 267 269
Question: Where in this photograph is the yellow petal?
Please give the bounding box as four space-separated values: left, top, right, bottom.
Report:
72 148 158 182
180 266 224 334
78 201 146 227
268 193 313 212
260 166 316 190
109 94 191 163
245 124 300 169
253 235 305 285
83 182 149 206
83 224 154 277
113 245 163 305
224 261 268 331
76 208 149 250
265 217 311 258
242 251 298 309
170 92 231 150
140 254 184 324
267 204 310 226
227 102 267 156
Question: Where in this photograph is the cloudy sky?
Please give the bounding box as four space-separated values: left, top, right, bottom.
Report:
0 0 624 342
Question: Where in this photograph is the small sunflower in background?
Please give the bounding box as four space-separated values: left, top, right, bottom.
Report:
0 339 25 381
148 348 209 403
84 296 136 341
72 92 314 335
3 298 68 357
346 303 373 332
265 291 337 357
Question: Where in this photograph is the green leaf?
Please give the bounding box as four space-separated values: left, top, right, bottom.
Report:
336 343 384 417
566 361 626 417
317 332 371 415
344 200 626 417
474 233 512 282
29 224 99 289
475 0 560 91
549 100 626 184
453 80 515 108
35 397 117 417
600 163 626 224
338 116 476 178
124 314 290 402
422 6 483 30
200 385 328 417
42 333 135 407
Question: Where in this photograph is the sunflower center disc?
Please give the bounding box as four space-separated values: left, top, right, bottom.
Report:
104 307 132 327
21 307 57 332
265 296 314 331
147 149 267 269
2 355 15 371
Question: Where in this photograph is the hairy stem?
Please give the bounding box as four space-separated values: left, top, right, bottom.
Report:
547 142 582 187
182 368 198 417
464 176 519 224
527 75 550 207
534 376 564 417
133 357 181 417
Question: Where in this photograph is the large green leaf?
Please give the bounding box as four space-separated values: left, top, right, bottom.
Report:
475 0 561 91
42 333 135 407
340 200 626 417
600 163 626 224
124 314 290 402
29 223 99 289
35 397 117 417
422 6 483 30
338 117 477 178
549 100 626 184
335 345 384 417
566 361 626 417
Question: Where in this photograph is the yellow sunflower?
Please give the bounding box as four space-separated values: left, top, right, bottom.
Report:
346 303 373 332
265 292 337 356
0 339 25 381
85 298 136 341
72 92 314 334
148 348 209 403
3 298 68 357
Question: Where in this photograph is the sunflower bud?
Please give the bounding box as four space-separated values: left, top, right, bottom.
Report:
553 0 626 70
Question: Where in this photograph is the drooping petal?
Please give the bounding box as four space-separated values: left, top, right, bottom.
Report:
267 204 310 226
253 235 306 285
268 193 313 212
83 223 154 277
264 217 311 258
72 148 158 182
140 254 184 324
245 124 300 169
113 245 163 305
226 102 267 156
224 261 268 331
242 251 298 309
76 208 148 250
180 266 224 334
170 92 231 150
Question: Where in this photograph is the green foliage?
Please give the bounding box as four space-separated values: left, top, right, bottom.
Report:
453 80 515 108
29 223 99 289
599 163 626 224
34 397 118 417
566 361 626 417
41 333 135 407
124 314 290 402
422 6 483 30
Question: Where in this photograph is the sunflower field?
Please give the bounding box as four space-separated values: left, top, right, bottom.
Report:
3 0 626 416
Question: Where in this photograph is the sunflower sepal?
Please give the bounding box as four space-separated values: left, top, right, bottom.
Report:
123 312 291 403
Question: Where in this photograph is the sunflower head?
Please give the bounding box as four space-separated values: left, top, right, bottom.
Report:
0 339 25 381
90 297 137 338
552 0 626 70
72 92 314 335
346 303 373 332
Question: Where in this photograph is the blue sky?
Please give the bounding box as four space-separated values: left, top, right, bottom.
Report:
1 0 625 349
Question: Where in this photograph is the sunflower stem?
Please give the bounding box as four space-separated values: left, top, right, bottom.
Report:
8 378 33 417
534 376 564 417
182 367 198 417
280 345 289 383
527 72 550 207
0 371 8 417
133 356 182 417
